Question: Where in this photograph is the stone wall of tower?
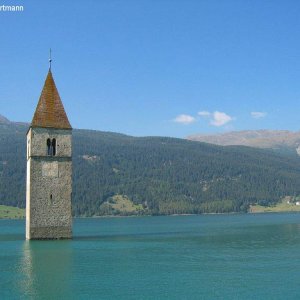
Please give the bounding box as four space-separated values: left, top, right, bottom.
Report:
26 127 72 239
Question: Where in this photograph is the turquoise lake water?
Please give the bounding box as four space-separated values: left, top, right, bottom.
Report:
1 213 300 299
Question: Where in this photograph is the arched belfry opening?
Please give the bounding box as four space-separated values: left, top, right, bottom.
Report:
46 138 57 156
47 138 51 155
52 138 56 156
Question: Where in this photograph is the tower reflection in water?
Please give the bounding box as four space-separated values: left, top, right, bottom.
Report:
21 240 72 299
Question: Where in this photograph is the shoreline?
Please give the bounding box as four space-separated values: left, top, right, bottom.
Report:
2 210 300 220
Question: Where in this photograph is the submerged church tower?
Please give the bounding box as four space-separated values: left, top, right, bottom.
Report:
26 68 72 240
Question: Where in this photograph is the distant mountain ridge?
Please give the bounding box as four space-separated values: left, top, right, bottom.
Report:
187 130 300 155
0 114 29 126
0 114 11 124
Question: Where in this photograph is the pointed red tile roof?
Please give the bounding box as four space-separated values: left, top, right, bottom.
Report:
31 70 72 129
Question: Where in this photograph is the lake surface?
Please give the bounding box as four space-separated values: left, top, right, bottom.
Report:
1 214 300 299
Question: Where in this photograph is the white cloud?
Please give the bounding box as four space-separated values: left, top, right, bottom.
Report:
198 111 211 117
173 110 233 127
251 111 267 119
210 111 233 127
173 114 196 125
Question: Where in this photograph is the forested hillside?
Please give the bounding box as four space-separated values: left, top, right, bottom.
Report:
1 120 300 216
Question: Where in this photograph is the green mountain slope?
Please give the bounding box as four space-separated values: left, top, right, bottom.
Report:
1 120 300 216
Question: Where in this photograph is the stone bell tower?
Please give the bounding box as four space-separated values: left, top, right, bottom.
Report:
26 68 72 240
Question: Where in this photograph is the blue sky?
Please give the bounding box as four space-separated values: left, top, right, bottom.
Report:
1 0 300 137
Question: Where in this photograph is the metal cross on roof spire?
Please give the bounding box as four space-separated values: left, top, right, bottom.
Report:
49 48 52 70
